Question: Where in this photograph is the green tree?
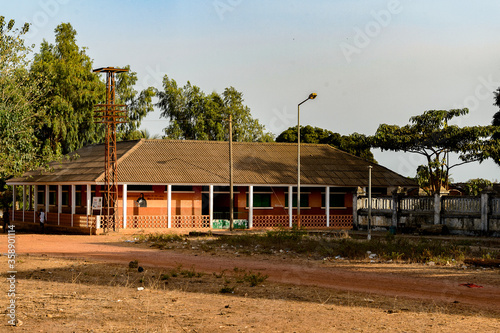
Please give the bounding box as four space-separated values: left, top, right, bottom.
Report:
31 23 154 151
156 76 273 142
463 178 493 196
31 23 105 154
0 17 56 182
372 109 497 195
491 88 500 165
115 66 155 141
276 125 376 163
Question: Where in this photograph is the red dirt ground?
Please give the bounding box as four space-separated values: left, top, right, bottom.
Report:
5 233 500 313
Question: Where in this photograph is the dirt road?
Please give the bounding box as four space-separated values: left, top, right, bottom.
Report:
5 233 500 313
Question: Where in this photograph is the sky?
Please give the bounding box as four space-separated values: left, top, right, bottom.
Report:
4 0 500 182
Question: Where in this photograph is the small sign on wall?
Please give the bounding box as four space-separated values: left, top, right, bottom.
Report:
92 197 103 210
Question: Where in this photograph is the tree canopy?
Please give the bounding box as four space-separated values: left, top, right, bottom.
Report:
0 17 57 181
372 109 498 194
276 125 376 163
31 23 155 153
156 76 274 142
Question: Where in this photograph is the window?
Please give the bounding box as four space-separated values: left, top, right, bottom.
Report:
285 193 309 208
247 193 272 208
322 193 345 208
37 187 45 205
61 186 69 206
75 189 82 207
49 185 57 206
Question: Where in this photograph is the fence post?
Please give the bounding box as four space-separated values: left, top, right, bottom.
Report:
352 192 358 229
480 190 490 234
434 193 441 225
391 192 398 228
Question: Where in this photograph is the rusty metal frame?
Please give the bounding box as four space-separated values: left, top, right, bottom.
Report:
93 67 128 232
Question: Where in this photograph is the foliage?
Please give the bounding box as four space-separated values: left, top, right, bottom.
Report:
372 109 498 195
491 88 500 165
276 125 376 163
114 65 155 141
0 17 58 181
30 23 106 154
156 76 274 142
31 24 155 153
463 178 493 196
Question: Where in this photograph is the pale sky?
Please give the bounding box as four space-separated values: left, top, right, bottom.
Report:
4 0 500 182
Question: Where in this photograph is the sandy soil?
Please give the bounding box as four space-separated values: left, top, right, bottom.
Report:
1 232 499 332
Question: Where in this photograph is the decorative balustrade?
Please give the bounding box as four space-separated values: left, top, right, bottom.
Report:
357 197 393 210
252 215 352 229
400 197 434 211
442 197 480 214
491 198 500 216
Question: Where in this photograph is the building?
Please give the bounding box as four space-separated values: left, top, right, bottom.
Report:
7 139 415 231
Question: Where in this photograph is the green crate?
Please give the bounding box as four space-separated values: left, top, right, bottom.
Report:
212 219 248 229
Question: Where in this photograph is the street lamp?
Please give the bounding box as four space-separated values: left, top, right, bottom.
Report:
297 93 317 228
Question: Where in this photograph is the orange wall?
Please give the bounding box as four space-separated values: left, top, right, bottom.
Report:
116 186 353 216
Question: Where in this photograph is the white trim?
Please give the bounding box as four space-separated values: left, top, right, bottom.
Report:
86 184 91 227
167 185 172 228
122 184 127 229
71 185 75 227
326 186 330 227
248 185 253 229
209 185 213 228
288 185 293 228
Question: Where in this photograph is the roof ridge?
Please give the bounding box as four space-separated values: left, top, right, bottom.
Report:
96 140 143 181
142 138 331 147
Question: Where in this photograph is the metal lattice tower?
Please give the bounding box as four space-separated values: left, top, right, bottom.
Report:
93 67 128 232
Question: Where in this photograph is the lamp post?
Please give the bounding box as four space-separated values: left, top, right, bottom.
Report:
368 165 372 240
297 93 317 228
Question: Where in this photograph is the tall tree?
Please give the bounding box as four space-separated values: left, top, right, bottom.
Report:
115 65 155 141
31 23 154 152
31 23 105 154
156 76 273 142
276 125 376 163
372 109 497 195
491 87 500 165
0 17 56 181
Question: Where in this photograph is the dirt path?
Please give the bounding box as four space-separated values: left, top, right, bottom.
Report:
5 234 500 313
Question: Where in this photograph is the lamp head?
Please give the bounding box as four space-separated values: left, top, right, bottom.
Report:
308 93 317 100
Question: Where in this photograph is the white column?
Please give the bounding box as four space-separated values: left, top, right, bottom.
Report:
71 185 76 227
22 185 26 222
209 185 214 228
86 184 91 227
122 184 127 229
11 185 15 222
325 186 330 227
248 185 253 229
34 185 38 223
288 185 293 228
167 185 172 228
57 185 62 225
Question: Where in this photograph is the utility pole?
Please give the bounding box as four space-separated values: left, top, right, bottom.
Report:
93 67 128 232
368 165 372 241
229 114 234 232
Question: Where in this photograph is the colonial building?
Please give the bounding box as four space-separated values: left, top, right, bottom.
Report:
7 139 415 231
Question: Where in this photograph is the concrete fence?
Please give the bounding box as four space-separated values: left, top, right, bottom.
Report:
354 192 500 236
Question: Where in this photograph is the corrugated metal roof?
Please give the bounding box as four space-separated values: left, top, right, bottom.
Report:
8 139 416 187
